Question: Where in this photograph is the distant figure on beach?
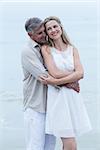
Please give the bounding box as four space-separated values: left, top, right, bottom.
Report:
21 17 81 150
39 16 92 150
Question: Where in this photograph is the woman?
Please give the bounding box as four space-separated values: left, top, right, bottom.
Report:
41 16 92 150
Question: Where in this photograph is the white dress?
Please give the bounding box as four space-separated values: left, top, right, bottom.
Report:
45 45 92 138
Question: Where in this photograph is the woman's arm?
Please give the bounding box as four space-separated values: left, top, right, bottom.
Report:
41 45 73 79
41 47 84 85
54 47 84 84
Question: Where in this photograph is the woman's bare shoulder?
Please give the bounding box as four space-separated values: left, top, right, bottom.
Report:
41 45 51 54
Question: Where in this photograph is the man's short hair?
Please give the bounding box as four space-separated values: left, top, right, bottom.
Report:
25 17 43 33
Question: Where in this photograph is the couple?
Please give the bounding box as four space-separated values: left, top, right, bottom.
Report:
21 16 92 150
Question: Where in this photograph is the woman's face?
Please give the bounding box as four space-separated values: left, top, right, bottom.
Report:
45 20 62 40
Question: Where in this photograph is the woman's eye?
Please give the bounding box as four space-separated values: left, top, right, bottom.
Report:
54 25 58 28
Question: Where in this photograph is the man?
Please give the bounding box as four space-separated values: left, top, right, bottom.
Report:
21 17 80 150
21 17 56 150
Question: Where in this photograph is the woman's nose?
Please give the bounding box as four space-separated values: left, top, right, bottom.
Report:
51 28 56 33
51 28 55 32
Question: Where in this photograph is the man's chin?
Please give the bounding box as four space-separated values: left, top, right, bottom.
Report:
39 41 48 46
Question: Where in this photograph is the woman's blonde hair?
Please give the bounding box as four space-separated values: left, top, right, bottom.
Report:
44 16 72 47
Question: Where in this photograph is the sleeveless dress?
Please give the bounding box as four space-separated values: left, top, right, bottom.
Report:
45 45 92 138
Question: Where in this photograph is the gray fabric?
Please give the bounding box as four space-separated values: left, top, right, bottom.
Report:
21 39 48 113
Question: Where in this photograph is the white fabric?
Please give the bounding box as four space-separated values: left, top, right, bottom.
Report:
24 108 56 150
46 46 92 138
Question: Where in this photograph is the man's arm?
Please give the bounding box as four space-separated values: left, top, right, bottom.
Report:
40 74 80 92
21 48 48 79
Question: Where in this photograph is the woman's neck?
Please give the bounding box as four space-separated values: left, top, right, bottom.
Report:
53 38 67 51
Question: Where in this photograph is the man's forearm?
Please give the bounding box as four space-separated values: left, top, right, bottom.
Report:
39 73 81 92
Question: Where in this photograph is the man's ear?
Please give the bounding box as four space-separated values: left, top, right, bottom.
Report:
28 32 32 37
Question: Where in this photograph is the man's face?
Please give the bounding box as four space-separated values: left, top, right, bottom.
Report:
31 25 46 45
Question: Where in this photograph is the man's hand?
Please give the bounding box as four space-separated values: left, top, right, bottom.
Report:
38 76 48 85
39 75 57 85
60 81 80 93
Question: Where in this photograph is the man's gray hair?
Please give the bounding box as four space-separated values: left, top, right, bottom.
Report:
25 17 43 33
